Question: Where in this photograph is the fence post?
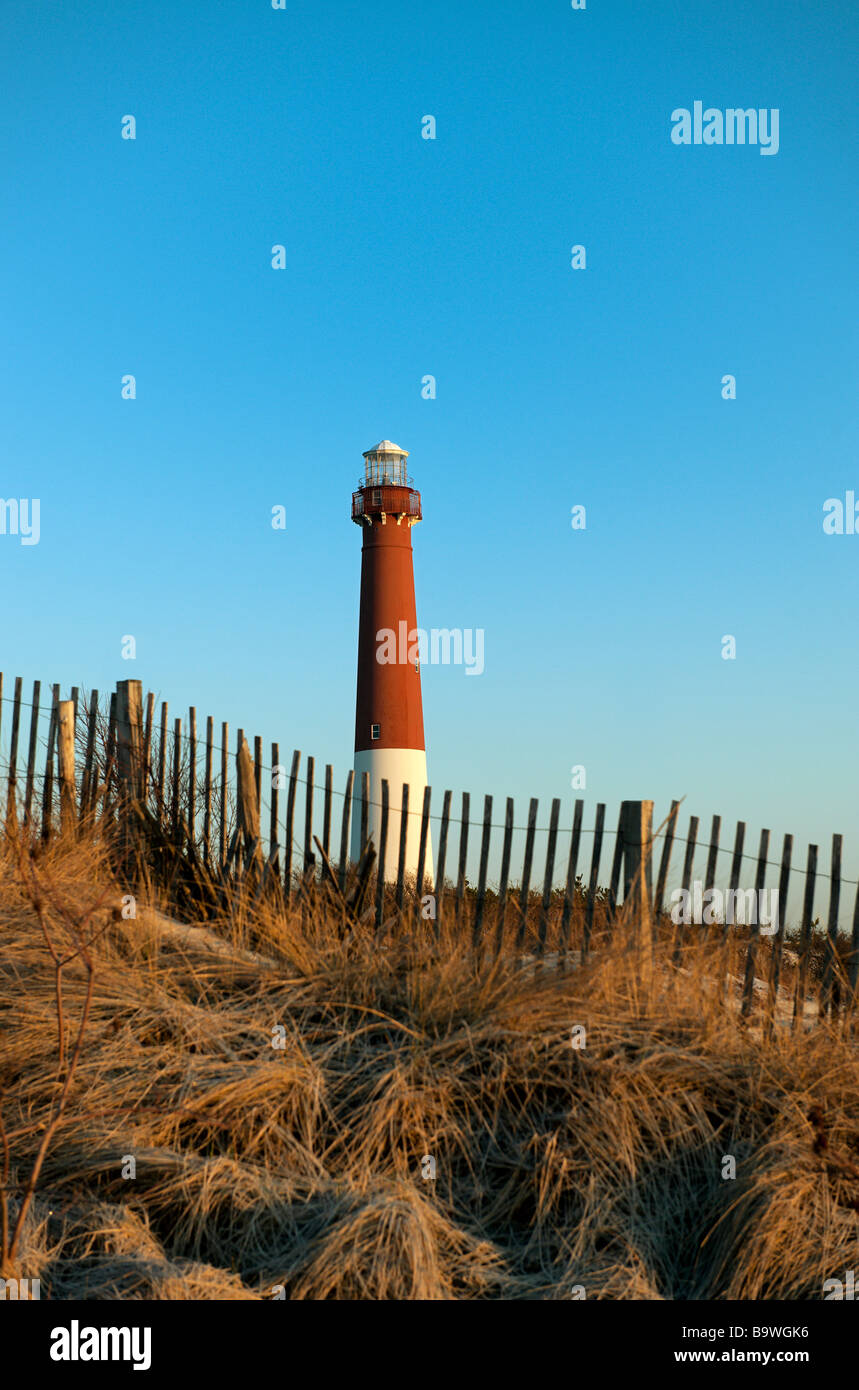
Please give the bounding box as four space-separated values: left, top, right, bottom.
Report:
57 700 76 833
115 680 143 803
620 800 654 979
236 734 260 867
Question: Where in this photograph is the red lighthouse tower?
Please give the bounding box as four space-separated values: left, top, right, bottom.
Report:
351 440 432 882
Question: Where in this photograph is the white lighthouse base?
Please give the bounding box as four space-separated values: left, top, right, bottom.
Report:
351 747 434 887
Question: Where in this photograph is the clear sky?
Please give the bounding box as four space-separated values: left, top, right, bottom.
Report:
1 0 857 916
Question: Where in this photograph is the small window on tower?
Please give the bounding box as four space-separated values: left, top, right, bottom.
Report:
372 489 381 506
370 723 381 741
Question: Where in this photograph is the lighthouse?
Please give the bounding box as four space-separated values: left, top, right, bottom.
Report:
351 440 433 884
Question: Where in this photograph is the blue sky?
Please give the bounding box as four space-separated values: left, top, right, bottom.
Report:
1 0 857 915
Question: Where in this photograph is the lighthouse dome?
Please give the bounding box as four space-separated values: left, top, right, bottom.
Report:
363 439 409 458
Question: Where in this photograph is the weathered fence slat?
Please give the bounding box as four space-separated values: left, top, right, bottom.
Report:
794 843 818 1024
654 799 680 919
80 689 98 822
559 799 584 954
6 675 22 828
493 797 515 957
338 769 354 894
360 771 370 853
454 792 470 926
41 685 60 839
850 879 859 1016
723 821 747 945
219 721 228 867
620 800 654 975
583 803 606 958
395 781 410 914
414 784 431 913
471 794 493 950
158 703 168 809
700 812 721 941
608 805 624 926
142 692 154 801
269 742 280 868
681 816 699 895
105 690 118 794
188 708 197 841
57 700 76 832
254 736 262 814
283 750 301 898
374 778 389 928
434 789 452 937
741 828 770 1018
537 797 561 958
304 756 315 872
822 833 843 1016
236 734 260 854
116 681 143 803
23 679 41 828
704 815 721 893
515 798 539 950
767 833 793 1028
171 718 182 835
203 717 214 865
322 764 332 860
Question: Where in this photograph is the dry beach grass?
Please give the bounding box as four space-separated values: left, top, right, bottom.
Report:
1 826 858 1301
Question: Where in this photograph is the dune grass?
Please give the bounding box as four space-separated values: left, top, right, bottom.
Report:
1 825 858 1301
